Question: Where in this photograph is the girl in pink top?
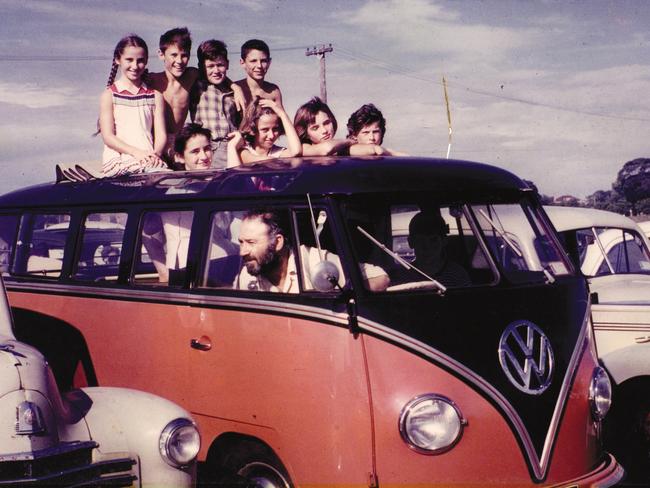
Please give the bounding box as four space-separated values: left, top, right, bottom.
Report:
99 35 167 176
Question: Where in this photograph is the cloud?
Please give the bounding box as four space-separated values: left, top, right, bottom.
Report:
0 82 86 108
335 0 537 60
1 0 183 28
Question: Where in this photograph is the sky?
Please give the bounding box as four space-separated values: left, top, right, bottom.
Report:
1 0 649 198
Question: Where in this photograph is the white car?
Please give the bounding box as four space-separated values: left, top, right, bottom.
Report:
546 206 650 476
0 276 200 487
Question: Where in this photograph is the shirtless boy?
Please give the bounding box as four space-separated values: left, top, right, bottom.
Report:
148 27 199 162
234 39 283 109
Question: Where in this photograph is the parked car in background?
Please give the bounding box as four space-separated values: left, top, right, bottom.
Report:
0 274 199 486
546 205 650 482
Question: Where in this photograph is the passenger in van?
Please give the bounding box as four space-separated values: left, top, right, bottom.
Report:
148 27 199 163
99 35 168 176
392 211 471 287
226 98 301 166
189 39 243 168
293 97 389 157
233 39 283 110
233 209 389 293
346 103 406 156
174 123 213 170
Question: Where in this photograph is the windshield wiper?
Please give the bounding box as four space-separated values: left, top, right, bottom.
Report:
356 225 446 294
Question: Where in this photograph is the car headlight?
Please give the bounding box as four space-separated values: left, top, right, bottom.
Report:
589 367 612 421
159 418 201 468
399 394 467 454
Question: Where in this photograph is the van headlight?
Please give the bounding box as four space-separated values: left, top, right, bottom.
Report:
399 394 467 454
589 367 612 421
159 418 200 468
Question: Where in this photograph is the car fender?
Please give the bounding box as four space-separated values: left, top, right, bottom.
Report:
79 386 197 487
601 343 650 385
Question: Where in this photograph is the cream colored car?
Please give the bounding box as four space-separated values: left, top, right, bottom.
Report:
546 206 650 478
0 276 199 487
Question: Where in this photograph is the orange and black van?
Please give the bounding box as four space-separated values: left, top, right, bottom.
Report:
0 157 623 486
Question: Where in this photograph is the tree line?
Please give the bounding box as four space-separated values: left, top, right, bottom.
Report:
531 158 650 215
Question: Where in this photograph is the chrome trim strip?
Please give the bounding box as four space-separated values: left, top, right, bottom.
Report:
6 280 590 480
5 281 351 326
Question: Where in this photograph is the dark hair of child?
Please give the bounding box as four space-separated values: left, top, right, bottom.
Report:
174 123 213 155
197 39 228 79
346 103 386 139
159 26 192 53
293 97 338 144
240 39 270 60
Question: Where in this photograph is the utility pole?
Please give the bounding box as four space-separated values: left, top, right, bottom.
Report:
305 44 333 103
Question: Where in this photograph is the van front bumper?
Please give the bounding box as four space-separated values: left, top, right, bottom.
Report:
549 453 624 488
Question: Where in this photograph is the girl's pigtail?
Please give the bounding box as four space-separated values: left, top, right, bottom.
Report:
106 62 119 88
142 68 151 85
94 62 117 136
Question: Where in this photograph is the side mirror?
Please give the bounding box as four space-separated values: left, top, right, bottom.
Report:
310 260 340 292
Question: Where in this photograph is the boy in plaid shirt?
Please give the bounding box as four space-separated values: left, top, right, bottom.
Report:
190 40 242 168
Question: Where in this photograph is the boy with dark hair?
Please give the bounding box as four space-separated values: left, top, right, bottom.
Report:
346 103 407 156
346 103 387 145
190 39 242 168
149 27 199 163
234 39 283 109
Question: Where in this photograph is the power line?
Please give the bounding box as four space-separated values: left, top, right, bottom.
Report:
335 46 650 123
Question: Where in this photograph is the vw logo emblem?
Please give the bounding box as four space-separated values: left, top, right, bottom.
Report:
498 320 554 395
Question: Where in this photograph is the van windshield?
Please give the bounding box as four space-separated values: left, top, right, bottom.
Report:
341 195 572 292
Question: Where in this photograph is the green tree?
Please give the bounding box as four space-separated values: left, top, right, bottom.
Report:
613 158 650 215
585 189 631 214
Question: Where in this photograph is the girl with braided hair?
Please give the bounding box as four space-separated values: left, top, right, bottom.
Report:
99 35 167 176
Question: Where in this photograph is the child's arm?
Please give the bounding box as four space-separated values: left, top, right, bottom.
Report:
226 131 245 168
99 89 157 162
152 91 167 158
302 139 353 156
272 85 283 109
348 143 407 156
231 83 246 112
259 98 301 157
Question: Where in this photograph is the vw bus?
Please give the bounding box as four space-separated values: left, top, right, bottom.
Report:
0 157 623 486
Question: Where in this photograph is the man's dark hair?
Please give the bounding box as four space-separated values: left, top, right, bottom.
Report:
409 211 449 237
243 208 290 244
241 39 270 60
346 103 386 141
159 27 192 53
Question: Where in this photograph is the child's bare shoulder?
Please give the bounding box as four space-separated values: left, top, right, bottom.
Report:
147 71 166 90
262 81 281 93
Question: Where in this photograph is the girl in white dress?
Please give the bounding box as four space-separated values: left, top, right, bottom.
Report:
99 35 167 176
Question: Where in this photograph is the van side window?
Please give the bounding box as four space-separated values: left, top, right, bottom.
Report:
203 210 243 288
74 212 127 282
293 209 348 292
135 210 194 286
16 213 70 278
0 214 19 275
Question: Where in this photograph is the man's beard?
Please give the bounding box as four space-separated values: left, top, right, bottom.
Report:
245 242 281 277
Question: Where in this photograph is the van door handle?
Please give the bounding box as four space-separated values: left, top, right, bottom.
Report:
190 336 212 351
